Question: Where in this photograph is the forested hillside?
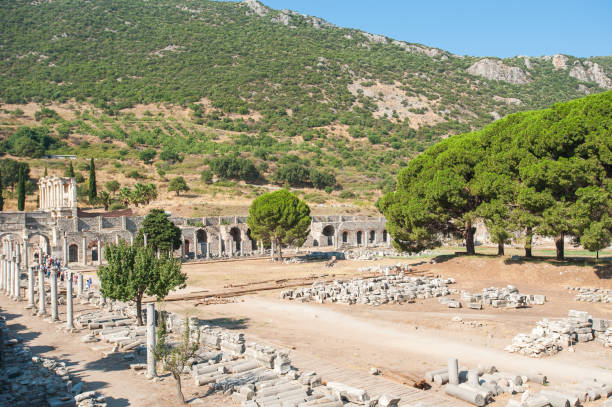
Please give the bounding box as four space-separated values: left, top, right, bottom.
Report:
1 0 611 214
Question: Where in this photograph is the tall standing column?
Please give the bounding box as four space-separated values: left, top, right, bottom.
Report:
66 271 74 330
143 233 148 248
14 257 21 301
97 240 102 265
1 257 5 293
82 237 87 266
77 273 84 298
9 257 14 298
50 268 58 321
193 232 198 259
146 303 156 378
205 242 210 259
27 265 35 308
38 268 46 316
218 234 222 257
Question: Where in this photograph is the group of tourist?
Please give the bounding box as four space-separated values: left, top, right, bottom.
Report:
37 254 93 290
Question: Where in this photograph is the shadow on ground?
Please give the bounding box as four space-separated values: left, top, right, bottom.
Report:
198 317 249 330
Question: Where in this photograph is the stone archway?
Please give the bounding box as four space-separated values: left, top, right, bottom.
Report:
229 227 241 252
322 225 335 246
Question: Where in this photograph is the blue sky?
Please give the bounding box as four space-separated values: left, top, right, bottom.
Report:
254 0 612 58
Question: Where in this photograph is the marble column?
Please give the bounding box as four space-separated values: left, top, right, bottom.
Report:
38 267 46 316
63 236 68 264
143 233 148 248
66 271 74 330
205 242 210 259
23 241 29 277
146 303 156 378
27 265 35 308
218 234 223 257
193 232 198 259
1 257 5 293
82 237 87 266
14 257 20 300
97 240 102 265
9 257 14 298
77 273 83 298
50 268 58 321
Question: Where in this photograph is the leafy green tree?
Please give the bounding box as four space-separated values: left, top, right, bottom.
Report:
200 169 213 184
139 148 156 165
119 187 132 206
580 221 612 260
274 163 309 187
310 169 336 190
136 209 182 253
105 180 120 196
247 189 311 261
0 159 29 192
210 156 259 183
168 176 189 196
154 316 200 404
98 242 186 325
17 166 25 211
64 161 75 178
98 191 112 211
88 158 97 203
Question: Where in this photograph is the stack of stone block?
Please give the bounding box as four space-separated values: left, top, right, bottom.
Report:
505 310 612 357
460 285 546 310
281 274 455 306
568 286 612 303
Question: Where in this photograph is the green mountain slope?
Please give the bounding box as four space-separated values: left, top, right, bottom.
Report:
1 0 611 206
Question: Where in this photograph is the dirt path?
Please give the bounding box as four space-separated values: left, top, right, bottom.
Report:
0 297 232 407
169 296 612 385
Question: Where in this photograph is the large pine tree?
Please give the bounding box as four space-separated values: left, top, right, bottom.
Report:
17 167 25 211
88 158 97 203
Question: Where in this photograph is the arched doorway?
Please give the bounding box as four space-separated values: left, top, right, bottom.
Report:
356 231 363 245
369 230 376 244
322 225 334 246
229 227 241 252
383 230 388 242
246 229 257 251
342 231 348 243
68 244 78 262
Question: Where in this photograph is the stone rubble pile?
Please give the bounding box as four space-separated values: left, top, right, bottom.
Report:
426 357 549 406
567 286 612 303
506 378 612 407
460 286 546 310
505 310 612 357
73 298 404 407
0 315 106 407
343 248 436 261
280 273 455 306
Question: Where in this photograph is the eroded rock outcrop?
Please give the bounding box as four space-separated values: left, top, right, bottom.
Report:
467 58 530 85
243 0 268 17
570 61 612 89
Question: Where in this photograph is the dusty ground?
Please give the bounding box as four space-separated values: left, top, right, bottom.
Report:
4 250 612 406
162 252 612 405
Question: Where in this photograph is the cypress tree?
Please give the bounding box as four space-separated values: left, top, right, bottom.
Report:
88 158 97 203
43 167 48 177
65 161 75 178
17 166 25 211
0 170 4 211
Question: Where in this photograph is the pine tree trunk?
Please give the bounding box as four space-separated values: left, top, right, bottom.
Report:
555 233 565 260
497 242 504 256
596 250 599 260
524 227 533 258
464 221 475 255
174 373 185 405
276 238 282 262
136 293 143 326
